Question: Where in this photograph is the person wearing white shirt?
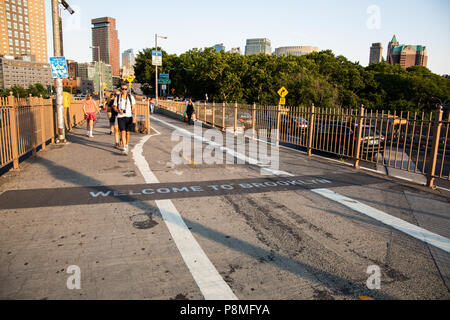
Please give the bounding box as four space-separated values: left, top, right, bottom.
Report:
113 84 136 155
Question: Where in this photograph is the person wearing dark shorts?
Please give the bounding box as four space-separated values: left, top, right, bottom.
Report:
113 84 136 155
108 91 121 148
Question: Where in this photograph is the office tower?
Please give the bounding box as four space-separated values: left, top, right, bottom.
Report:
274 46 319 57
245 38 271 55
369 43 383 64
91 17 120 77
122 48 134 69
213 44 225 52
0 0 48 63
387 35 428 68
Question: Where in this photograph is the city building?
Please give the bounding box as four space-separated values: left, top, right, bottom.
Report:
369 43 383 65
77 61 113 94
121 48 135 80
228 47 241 54
387 35 428 69
274 46 319 57
245 38 271 55
91 17 120 77
0 55 52 89
213 44 225 52
0 0 48 64
67 60 78 79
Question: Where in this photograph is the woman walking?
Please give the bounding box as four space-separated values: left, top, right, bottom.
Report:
107 90 121 148
184 99 195 125
83 94 100 138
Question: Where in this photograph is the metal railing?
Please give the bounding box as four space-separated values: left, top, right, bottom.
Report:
158 100 449 188
1 93 150 172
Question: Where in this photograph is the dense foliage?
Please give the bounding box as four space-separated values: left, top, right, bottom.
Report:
134 48 450 112
0 83 51 99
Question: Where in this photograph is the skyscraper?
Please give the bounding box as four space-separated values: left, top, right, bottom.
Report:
387 35 428 69
0 0 48 63
369 43 383 65
91 17 120 77
245 38 271 55
213 44 225 52
122 49 134 69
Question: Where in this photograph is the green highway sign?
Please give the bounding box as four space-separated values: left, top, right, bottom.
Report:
158 79 171 85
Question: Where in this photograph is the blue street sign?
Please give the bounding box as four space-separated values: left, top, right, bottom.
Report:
159 73 169 79
49 57 69 79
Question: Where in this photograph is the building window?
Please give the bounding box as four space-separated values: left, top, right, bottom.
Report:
7 13 10 19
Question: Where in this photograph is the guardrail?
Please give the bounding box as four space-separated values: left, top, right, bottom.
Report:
1 93 150 173
158 100 449 188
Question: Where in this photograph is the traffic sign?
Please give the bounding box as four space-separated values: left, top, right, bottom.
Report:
279 97 286 105
278 87 288 98
158 79 171 85
159 73 169 79
152 50 162 66
127 75 135 83
49 57 69 79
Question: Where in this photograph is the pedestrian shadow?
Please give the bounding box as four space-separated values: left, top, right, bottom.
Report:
30 156 397 300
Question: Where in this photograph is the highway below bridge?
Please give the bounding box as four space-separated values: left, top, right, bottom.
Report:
0 112 449 301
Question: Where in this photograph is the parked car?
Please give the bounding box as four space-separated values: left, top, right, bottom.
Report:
280 115 308 135
238 112 253 129
316 122 385 159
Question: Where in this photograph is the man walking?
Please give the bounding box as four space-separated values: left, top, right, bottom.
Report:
113 84 136 155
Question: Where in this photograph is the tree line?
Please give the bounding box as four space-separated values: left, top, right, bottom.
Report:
134 47 450 113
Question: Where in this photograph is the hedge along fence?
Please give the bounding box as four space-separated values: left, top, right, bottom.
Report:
0 92 151 172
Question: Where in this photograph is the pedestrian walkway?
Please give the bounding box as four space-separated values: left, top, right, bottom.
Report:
0 111 448 300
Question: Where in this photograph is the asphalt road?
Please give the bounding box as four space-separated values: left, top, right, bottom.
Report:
0 112 448 300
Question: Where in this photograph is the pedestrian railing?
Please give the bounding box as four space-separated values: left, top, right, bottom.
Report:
158 100 449 188
0 93 150 173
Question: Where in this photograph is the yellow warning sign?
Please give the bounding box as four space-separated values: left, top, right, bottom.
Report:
278 87 288 98
279 97 286 105
127 76 135 84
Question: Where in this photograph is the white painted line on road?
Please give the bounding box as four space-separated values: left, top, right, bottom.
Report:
152 116 293 177
153 115 450 255
133 126 238 301
312 189 450 254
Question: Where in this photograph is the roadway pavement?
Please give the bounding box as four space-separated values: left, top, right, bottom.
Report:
0 111 449 300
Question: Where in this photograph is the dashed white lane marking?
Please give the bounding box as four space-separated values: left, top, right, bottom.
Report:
152 116 450 253
132 127 238 301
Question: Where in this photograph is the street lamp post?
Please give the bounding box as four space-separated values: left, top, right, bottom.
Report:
155 34 167 106
90 46 103 106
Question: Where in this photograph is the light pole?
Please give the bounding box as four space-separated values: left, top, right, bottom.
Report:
155 34 167 106
90 45 103 106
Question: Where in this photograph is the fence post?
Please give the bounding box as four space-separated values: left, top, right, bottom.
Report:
39 95 46 151
146 99 151 135
8 92 19 170
222 102 226 131
354 105 365 169
234 102 238 135
28 94 37 157
50 96 55 144
427 105 444 188
204 101 207 123
307 103 315 156
212 102 216 128
276 104 281 147
252 103 256 140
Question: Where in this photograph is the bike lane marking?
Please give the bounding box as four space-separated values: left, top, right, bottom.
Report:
133 126 238 301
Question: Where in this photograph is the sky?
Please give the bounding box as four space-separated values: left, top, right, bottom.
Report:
46 0 450 75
